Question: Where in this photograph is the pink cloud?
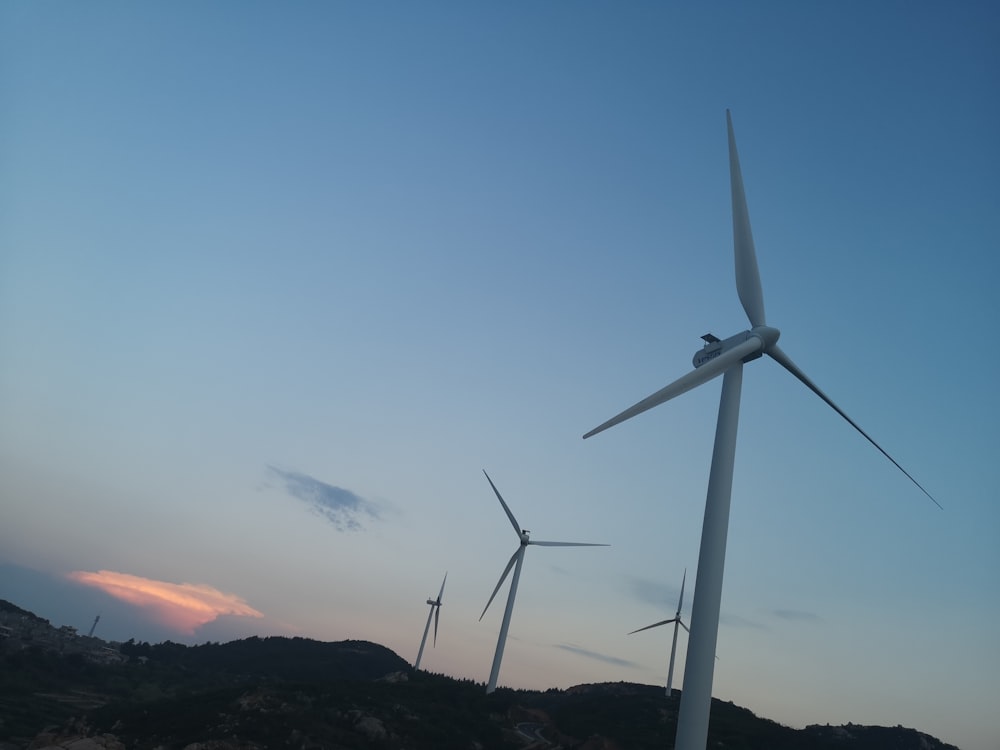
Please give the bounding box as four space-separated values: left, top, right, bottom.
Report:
67 570 264 635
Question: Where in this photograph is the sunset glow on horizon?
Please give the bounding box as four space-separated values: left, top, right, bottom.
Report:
68 570 264 635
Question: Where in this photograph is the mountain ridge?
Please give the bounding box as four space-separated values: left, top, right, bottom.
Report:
0 598 960 749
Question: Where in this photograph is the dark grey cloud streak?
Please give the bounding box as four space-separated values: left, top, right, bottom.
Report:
554 643 641 669
719 612 766 630
628 575 676 608
772 609 821 622
629 575 778 630
269 466 382 532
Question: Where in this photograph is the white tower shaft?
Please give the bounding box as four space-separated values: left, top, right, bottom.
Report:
486 545 526 693
675 364 743 749
414 606 434 670
666 618 680 696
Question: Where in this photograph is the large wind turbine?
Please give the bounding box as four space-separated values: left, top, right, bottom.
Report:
414 572 446 671
479 470 608 694
584 111 938 750
629 568 688 696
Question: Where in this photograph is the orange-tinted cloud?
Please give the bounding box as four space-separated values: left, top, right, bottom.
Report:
67 570 264 635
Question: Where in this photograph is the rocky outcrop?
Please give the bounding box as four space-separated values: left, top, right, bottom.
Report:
28 732 125 750
354 715 388 741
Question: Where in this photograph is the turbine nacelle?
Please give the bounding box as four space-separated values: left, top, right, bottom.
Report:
693 326 780 368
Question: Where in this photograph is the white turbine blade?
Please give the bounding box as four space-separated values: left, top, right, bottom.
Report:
584 337 762 439
480 548 520 621
433 605 440 647
628 618 677 635
529 540 609 547
677 568 687 616
727 109 766 328
437 572 448 603
768 344 941 509
679 619 689 634
483 470 522 535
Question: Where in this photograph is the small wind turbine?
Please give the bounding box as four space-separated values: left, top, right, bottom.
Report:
479 469 608 694
629 569 688 696
584 111 939 750
414 572 446 671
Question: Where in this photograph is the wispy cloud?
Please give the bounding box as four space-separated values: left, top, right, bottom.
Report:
720 612 766 630
629 576 766 631
773 608 822 622
268 466 382 532
555 643 641 669
628 575 674 608
67 570 263 635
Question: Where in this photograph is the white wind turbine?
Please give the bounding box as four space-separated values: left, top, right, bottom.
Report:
479 469 609 694
414 572 446 671
629 568 688 697
584 111 939 750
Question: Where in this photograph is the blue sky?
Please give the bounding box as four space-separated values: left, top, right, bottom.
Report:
1 3 997 749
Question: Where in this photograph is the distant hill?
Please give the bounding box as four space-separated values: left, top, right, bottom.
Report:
119 634 409 682
0 599 961 750
0 599 48 624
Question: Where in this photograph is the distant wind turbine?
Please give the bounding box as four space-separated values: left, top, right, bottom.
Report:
629 569 688 696
479 470 608 694
414 572 446 671
584 111 939 750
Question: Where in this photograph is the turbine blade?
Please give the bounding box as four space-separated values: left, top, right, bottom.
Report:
529 541 609 547
628 618 676 635
437 572 448 603
583 337 762 439
728 109 766 328
480 548 520 621
433 606 440 647
483 470 522 535
767 344 941 509
677 568 687 616
679 619 690 633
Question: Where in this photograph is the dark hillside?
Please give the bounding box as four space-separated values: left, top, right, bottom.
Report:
0 599 48 623
0 600 961 750
88 671 514 750
120 635 408 682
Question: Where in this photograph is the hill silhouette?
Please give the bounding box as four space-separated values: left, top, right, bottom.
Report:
119 635 409 682
0 599 960 750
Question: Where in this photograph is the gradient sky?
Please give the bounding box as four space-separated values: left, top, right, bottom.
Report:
2 3 997 750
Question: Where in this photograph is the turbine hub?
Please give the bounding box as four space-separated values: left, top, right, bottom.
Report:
520 530 530 545
750 325 780 352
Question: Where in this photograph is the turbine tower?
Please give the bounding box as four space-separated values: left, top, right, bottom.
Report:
628 568 688 696
584 111 938 750
414 572 446 671
87 614 100 638
479 469 608 694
